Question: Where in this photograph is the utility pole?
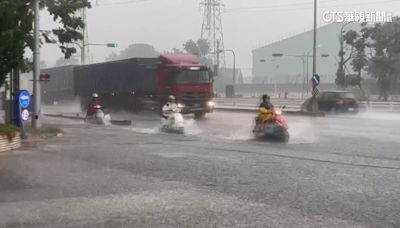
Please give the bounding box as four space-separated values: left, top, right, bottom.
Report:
216 41 220 75
32 0 41 128
81 45 85 65
301 55 306 99
312 0 317 76
311 0 318 112
81 8 89 65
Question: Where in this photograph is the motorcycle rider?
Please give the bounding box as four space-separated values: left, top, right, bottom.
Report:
86 93 102 120
162 95 179 119
259 94 274 110
256 94 275 124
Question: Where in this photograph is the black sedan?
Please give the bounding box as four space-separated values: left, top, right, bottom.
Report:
301 91 359 113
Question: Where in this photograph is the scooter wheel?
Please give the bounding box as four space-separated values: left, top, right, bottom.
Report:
281 131 290 143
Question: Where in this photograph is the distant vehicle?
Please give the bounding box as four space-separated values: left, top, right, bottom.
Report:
301 91 359 113
40 55 215 118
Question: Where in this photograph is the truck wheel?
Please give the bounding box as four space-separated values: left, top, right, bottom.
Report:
194 112 206 119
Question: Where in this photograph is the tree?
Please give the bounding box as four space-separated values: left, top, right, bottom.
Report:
365 17 400 100
56 56 79 66
182 38 211 66
171 48 184 54
0 1 32 88
0 0 91 87
105 52 119 62
335 30 356 89
183 39 210 57
196 39 210 57
343 26 369 95
183 40 199 55
343 18 400 100
163 48 184 55
105 43 159 61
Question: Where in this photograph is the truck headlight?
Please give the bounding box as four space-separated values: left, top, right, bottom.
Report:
207 101 215 108
177 103 185 108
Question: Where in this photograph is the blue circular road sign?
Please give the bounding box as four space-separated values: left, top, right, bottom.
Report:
19 90 30 109
312 74 321 87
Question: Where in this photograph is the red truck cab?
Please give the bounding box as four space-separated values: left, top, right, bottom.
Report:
156 55 215 118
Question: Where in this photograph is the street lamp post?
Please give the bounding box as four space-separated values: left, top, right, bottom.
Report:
272 54 308 99
271 53 329 98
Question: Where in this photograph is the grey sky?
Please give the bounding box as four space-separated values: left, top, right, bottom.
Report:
39 0 400 72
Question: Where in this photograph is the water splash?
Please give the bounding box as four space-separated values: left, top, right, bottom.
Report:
127 126 160 134
219 131 253 141
354 111 400 121
286 117 319 144
103 114 112 126
184 119 202 135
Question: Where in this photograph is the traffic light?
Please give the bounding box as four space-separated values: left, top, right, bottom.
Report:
106 43 118 48
39 73 50 81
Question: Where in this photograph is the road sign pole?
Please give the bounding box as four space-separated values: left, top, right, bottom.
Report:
311 74 320 113
15 90 30 139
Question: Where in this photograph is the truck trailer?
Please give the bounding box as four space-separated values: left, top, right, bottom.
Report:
41 55 215 118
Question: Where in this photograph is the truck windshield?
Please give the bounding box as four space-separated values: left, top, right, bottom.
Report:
174 70 211 85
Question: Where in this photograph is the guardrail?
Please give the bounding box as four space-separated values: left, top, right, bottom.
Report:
215 98 400 112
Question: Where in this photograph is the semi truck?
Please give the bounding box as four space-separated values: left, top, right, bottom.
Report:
40 55 215 118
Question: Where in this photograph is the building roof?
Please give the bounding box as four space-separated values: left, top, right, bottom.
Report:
252 22 361 53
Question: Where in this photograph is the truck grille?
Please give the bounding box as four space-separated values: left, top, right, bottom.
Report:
181 92 213 103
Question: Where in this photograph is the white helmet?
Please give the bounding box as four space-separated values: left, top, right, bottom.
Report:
92 93 98 98
168 95 176 101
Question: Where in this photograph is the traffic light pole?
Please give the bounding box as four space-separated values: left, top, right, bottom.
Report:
32 0 41 128
77 43 118 65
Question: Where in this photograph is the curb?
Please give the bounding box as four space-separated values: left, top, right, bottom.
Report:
215 107 325 117
44 113 133 125
44 113 84 120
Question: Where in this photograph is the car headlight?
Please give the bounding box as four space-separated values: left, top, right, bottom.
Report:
275 109 282 115
207 101 215 108
177 103 185 108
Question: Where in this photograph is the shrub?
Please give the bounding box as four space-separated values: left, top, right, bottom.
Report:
0 124 20 141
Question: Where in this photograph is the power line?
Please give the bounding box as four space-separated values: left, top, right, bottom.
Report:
94 0 153 7
227 0 338 11
225 0 400 13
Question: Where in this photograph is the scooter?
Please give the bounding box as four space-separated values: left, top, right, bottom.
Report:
86 105 111 125
252 106 289 142
161 105 185 134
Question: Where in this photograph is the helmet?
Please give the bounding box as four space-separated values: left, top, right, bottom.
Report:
168 95 176 102
92 93 98 98
262 94 270 100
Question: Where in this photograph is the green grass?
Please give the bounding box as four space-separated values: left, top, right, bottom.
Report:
25 126 63 137
0 124 20 141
